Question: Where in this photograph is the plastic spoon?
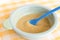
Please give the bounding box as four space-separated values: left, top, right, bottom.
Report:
29 6 60 25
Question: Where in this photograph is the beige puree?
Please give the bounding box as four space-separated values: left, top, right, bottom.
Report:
16 14 51 33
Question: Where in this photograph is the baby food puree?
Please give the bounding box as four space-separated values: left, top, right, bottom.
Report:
16 13 51 33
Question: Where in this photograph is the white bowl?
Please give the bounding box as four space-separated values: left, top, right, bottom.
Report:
4 4 58 39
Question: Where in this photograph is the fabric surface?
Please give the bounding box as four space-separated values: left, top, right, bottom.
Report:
0 0 60 40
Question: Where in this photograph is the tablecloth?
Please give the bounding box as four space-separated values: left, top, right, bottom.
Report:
0 0 60 40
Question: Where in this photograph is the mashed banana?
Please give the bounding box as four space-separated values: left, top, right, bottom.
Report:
16 14 51 33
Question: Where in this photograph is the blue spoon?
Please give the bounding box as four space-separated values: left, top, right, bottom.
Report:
29 6 60 25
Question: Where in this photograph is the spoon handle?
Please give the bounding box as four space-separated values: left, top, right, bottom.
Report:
37 6 60 21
